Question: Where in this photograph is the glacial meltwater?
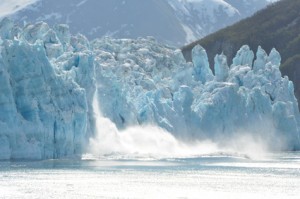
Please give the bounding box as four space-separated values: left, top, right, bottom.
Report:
0 152 299 199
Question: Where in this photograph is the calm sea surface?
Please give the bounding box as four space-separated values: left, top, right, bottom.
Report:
0 152 300 199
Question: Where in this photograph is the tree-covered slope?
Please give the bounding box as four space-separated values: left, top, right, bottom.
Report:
182 0 300 105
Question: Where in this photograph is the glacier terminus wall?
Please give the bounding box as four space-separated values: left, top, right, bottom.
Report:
0 19 299 160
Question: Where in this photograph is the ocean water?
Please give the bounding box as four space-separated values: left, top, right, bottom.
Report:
0 152 299 199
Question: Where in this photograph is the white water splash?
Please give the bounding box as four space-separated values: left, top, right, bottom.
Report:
88 89 270 160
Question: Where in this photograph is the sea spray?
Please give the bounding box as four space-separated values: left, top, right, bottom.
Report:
88 89 218 159
88 89 271 160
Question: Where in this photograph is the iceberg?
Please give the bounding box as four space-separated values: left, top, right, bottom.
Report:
0 19 299 160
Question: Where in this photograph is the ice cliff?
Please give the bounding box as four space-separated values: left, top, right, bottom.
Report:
0 19 299 160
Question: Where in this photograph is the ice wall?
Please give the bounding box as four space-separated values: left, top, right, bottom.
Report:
92 39 300 150
0 19 299 160
0 19 95 159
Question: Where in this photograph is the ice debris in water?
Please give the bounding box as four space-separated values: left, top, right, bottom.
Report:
0 19 299 160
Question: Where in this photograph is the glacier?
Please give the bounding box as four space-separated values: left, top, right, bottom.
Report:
0 19 299 160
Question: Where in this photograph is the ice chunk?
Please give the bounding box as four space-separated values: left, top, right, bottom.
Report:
269 48 281 67
0 17 14 39
232 45 254 67
214 53 229 82
192 45 214 83
253 46 268 71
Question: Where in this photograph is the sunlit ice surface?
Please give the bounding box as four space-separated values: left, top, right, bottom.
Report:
0 152 300 199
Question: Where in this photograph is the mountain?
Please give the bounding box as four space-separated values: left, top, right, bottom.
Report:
182 0 300 106
9 0 271 46
0 20 299 159
13 0 187 46
167 0 270 43
0 0 37 18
